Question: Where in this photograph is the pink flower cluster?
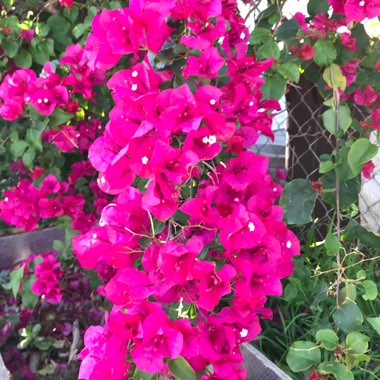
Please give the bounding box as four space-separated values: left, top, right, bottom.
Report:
43 119 104 153
30 252 63 304
329 0 380 22
74 0 300 378
293 11 357 53
0 171 105 233
0 44 105 121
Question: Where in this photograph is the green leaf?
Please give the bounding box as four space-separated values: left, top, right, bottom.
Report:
262 73 287 100
323 64 346 90
367 317 380 335
14 48 32 68
3 0 14 11
346 331 369 354
32 323 41 336
335 146 356 181
314 40 337 66
25 126 45 152
325 234 340 255
348 138 378 176
2 40 20 58
275 19 299 41
53 240 65 251
18 338 31 350
132 368 156 380
307 0 330 15
318 362 354 380
250 27 271 45
361 280 378 301
3 266 24 298
21 276 39 309
343 220 380 249
322 105 352 135
33 336 54 351
333 302 363 332
72 23 85 39
152 219 165 235
139 237 152 248
10 139 29 158
279 179 317 225
320 172 360 211
168 356 197 380
277 62 300 83
257 40 280 60
316 329 339 351
286 341 321 372
319 160 334 174
30 40 54 65
339 284 357 304
49 108 73 126
22 147 36 168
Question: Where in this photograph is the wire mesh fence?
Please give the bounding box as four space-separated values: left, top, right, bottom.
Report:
252 78 380 239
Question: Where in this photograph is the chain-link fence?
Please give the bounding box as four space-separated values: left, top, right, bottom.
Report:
252 78 380 239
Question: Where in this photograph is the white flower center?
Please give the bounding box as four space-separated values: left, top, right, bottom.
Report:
209 99 216 105
359 0 365 6
249 101 254 107
131 84 137 91
97 176 106 184
43 98 49 103
37 98 42 104
248 222 255 232
240 328 248 338
202 135 217 145
131 70 138 77
141 156 149 164
286 240 292 249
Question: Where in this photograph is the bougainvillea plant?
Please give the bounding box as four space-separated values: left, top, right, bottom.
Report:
69 0 300 378
0 0 379 379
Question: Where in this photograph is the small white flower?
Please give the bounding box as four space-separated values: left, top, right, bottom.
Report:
43 98 49 103
92 233 97 239
249 101 254 107
131 84 137 91
37 98 42 104
209 99 216 105
97 176 106 184
141 156 149 164
240 32 246 40
248 222 255 232
131 70 138 77
286 240 292 249
240 329 248 338
4 197 9 202
208 135 216 144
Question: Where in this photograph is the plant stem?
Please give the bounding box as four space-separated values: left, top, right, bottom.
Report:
334 88 342 308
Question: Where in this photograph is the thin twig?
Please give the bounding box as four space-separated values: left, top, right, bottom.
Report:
68 319 80 364
333 86 342 308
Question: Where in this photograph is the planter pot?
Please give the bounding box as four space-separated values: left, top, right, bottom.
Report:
0 228 64 270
